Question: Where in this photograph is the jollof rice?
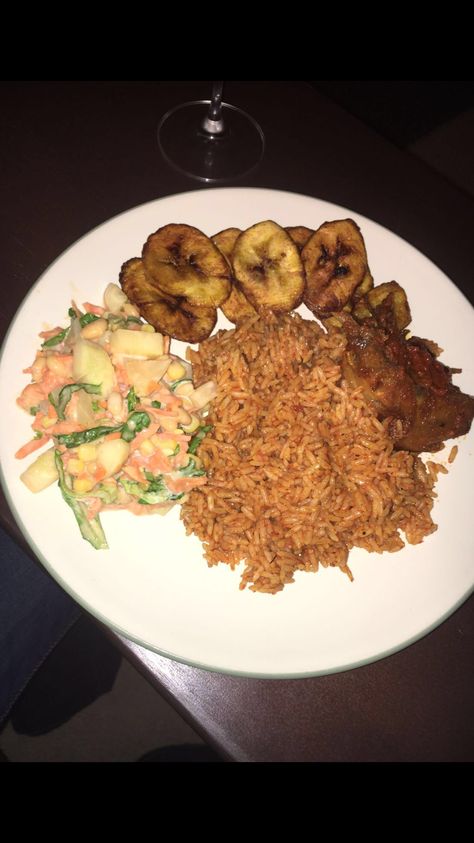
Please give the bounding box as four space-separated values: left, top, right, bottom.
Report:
181 312 438 594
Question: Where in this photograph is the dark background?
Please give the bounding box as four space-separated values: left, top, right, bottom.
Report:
309 81 474 146
1 79 473 762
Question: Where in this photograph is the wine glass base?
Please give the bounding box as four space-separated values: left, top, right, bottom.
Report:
158 100 265 183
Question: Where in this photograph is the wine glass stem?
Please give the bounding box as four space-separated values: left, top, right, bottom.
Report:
208 81 224 120
201 81 225 136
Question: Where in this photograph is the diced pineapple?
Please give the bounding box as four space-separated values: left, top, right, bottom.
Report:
20 448 58 493
96 438 130 478
124 357 170 396
187 381 217 411
73 338 115 398
78 443 98 462
67 459 84 476
74 390 98 426
110 329 164 358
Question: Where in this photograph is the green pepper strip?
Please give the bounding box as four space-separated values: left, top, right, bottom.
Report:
49 383 102 420
55 410 151 449
188 425 212 455
41 328 68 348
54 451 108 550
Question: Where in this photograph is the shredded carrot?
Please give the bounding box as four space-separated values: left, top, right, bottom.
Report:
37 368 74 396
15 436 51 460
147 450 173 474
148 406 180 421
114 363 130 387
83 302 105 316
122 464 143 482
92 465 107 483
41 420 85 436
166 474 207 493
131 423 160 449
17 384 46 411
150 430 190 442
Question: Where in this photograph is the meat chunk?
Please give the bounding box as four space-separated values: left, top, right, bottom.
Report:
339 314 474 452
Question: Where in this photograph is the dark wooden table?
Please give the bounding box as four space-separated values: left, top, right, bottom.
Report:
1 81 473 762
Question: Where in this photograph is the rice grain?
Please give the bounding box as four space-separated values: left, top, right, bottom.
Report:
181 313 440 594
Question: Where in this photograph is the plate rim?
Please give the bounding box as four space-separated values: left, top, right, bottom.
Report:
1 186 473 679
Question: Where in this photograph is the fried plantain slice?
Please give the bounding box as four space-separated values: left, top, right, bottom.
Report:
285 225 314 251
220 283 257 324
366 281 411 330
232 220 305 313
119 257 216 343
352 280 411 331
142 223 231 308
353 268 374 300
301 219 368 317
211 227 242 260
211 227 257 324
350 297 372 321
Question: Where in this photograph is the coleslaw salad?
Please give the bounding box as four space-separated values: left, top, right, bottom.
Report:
15 283 216 549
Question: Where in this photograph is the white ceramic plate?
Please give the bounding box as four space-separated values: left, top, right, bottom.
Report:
1 188 473 678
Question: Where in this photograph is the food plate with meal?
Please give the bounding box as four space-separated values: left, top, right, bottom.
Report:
1 187 473 678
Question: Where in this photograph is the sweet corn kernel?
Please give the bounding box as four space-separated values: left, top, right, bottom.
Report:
73 476 96 493
42 416 57 429
139 439 155 456
152 436 177 453
161 447 175 457
78 443 97 462
167 360 186 381
67 459 85 476
160 415 181 433
141 324 155 333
